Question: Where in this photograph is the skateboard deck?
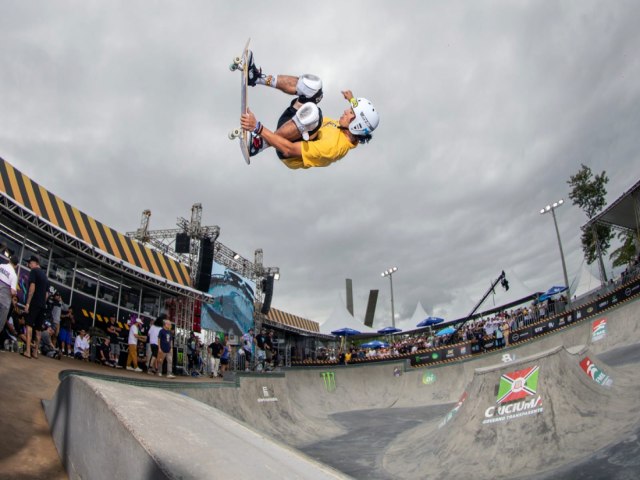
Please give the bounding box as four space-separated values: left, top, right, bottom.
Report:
228 38 251 165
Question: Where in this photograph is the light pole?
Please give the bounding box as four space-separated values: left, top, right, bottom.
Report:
540 199 571 306
381 266 398 328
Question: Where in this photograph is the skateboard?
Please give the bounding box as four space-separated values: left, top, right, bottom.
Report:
228 38 251 165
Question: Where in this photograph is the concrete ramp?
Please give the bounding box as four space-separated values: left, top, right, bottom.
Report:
44 375 350 480
383 345 640 479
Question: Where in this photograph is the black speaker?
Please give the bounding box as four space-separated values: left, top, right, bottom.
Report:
175 233 191 253
196 239 215 291
261 275 275 314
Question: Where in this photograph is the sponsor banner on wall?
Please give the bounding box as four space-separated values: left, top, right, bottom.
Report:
439 391 468 429
591 318 607 342
411 342 472 367
483 365 544 425
257 386 279 403
422 370 437 385
579 357 613 387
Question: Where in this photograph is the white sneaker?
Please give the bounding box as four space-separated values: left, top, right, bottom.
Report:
167 374 175 378
134 367 143 372
157 373 162 377
126 366 134 371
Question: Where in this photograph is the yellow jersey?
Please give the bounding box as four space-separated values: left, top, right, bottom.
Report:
281 117 357 170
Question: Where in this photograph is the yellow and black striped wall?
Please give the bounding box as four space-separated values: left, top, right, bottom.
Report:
267 307 320 333
0 157 190 287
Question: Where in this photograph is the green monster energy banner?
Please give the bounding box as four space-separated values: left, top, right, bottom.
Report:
321 371 336 392
410 343 472 367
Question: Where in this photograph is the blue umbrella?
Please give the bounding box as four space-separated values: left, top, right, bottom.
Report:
435 326 456 337
377 326 402 334
538 285 568 302
417 316 444 328
361 340 390 349
331 327 361 336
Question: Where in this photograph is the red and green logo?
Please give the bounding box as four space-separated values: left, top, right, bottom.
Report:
591 318 607 341
496 365 539 404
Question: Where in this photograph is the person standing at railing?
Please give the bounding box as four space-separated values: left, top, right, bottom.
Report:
0 255 18 338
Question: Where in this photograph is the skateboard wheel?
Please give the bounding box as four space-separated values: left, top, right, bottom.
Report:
228 132 235 140
229 64 238 71
232 128 241 137
233 56 241 64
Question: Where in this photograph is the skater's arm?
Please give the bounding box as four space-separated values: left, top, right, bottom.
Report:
259 127 302 158
241 110 302 158
342 90 356 104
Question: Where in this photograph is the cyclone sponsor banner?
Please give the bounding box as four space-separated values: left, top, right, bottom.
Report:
579 357 613 387
410 342 472 367
483 365 543 425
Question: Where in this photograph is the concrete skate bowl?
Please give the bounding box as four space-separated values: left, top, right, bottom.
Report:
44 294 640 479
43 374 350 480
384 345 640 480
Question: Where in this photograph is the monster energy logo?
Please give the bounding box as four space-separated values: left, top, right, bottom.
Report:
321 372 336 392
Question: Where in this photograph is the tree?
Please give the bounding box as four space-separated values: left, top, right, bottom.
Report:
610 230 639 268
567 164 614 282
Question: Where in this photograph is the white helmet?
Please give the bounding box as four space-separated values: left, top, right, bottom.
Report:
348 98 379 136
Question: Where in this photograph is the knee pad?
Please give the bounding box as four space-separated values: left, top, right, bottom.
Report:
296 74 323 104
293 103 322 140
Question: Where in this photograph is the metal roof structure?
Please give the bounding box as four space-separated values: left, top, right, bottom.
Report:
583 178 640 232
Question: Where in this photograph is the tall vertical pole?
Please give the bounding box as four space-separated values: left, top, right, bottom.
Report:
388 274 395 328
551 208 571 304
541 200 571 306
381 267 398 328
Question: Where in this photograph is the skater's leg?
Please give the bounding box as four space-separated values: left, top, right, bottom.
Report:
273 75 298 95
247 52 322 102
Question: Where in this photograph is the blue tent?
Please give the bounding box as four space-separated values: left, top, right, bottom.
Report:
435 326 456 337
538 285 568 302
331 327 361 336
417 316 444 328
361 340 390 349
377 326 402 334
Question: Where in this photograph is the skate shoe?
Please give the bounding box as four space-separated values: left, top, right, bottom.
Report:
249 133 265 157
246 50 264 87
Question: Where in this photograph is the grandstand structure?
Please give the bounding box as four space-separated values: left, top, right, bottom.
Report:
0 156 326 370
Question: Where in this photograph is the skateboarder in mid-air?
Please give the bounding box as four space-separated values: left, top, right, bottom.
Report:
239 51 380 169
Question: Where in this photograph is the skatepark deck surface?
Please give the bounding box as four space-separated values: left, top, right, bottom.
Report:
3 294 640 479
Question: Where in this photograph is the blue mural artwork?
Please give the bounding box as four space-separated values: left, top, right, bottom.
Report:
200 262 255 336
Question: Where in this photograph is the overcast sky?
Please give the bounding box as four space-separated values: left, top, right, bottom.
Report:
1 1 639 331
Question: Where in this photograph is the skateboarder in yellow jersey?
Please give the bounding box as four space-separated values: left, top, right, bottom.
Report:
239 51 379 169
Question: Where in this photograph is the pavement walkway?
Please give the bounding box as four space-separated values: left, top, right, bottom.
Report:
0 351 216 480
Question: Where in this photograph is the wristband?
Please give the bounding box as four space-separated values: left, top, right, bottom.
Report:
253 121 264 136
349 97 358 108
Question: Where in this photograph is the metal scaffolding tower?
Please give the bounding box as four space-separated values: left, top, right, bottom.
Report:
126 202 279 324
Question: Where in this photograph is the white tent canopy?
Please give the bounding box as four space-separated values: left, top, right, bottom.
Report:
319 296 377 335
394 301 429 331
572 262 602 299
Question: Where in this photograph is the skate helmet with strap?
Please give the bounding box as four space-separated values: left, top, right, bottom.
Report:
348 98 379 137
